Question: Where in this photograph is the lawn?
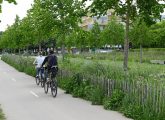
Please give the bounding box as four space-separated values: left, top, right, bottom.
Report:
68 48 165 63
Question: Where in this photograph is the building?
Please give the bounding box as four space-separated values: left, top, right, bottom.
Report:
80 10 118 31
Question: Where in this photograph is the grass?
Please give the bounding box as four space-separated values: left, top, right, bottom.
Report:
68 48 165 63
65 57 164 80
59 57 165 120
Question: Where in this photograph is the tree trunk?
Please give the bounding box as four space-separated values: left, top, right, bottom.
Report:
61 44 65 60
55 46 58 54
19 49 21 55
26 47 29 56
67 47 71 54
140 44 142 63
14 49 16 54
123 11 130 71
61 34 66 61
39 43 41 52
112 47 116 61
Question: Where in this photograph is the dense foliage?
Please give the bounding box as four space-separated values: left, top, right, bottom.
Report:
86 0 164 70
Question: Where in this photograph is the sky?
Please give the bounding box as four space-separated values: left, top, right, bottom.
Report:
0 0 34 31
0 0 164 32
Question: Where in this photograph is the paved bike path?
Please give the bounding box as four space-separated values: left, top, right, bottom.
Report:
0 60 132 120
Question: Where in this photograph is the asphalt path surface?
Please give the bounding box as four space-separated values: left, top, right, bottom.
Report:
0 59 132 120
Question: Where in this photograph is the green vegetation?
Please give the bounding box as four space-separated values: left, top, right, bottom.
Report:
69 48 165 63
101 17 125 47
88 0 164 70
1 54 165 120
0 0 164 119
149 20 165 48
103 90 125 110
0 105 5 120
54 57 165 120
0 0 164 70
1 55 35 77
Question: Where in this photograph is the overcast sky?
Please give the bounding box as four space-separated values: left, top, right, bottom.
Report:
0 0 34 31
0 0 164 32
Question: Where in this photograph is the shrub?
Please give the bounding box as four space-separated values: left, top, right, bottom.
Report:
103 89 124 110
83 85 94 100
1 54 35 76
90 86 104 105
122 104 143 120
72 80 89 98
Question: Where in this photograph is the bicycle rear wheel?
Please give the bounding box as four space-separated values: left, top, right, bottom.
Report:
35 77 40 85
51 78 57 97
40 77 45 88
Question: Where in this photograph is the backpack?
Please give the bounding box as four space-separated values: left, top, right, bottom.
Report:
47 54 58 77
47 54 57 67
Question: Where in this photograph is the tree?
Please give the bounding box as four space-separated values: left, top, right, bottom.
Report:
76 29 90 52
0 15 33 53
100 17 125 61
12 15 22 50
0 15 23 53
130 19 149 63
65 31 77 50
41 0 86 59
149 20 165 48
89 21 101 51
28 0 55 51
84 0 164 70
18 16 35 50
66 28 90 53
101 17 125 47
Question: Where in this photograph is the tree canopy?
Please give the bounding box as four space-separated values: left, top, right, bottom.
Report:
84 0 164 70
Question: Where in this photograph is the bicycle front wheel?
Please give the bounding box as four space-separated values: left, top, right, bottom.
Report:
44 82 49 94
35 77 40 85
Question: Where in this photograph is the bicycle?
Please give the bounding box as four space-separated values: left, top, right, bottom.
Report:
35 67 45 88
44 66 58 97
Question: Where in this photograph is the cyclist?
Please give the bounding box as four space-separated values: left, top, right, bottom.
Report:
33 52 45 78
41 49 58 79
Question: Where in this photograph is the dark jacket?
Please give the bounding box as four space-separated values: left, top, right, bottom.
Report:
41 54 58 72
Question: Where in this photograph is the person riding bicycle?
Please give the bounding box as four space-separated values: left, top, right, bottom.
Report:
33 52 45 78
41 49 58 79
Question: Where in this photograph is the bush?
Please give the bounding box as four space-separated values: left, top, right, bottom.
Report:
24 66 35 77
103 89 124 110
122 104 143 120
90 86 104 105
72 80 89 98
83 85 93 100
1 54 35 77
